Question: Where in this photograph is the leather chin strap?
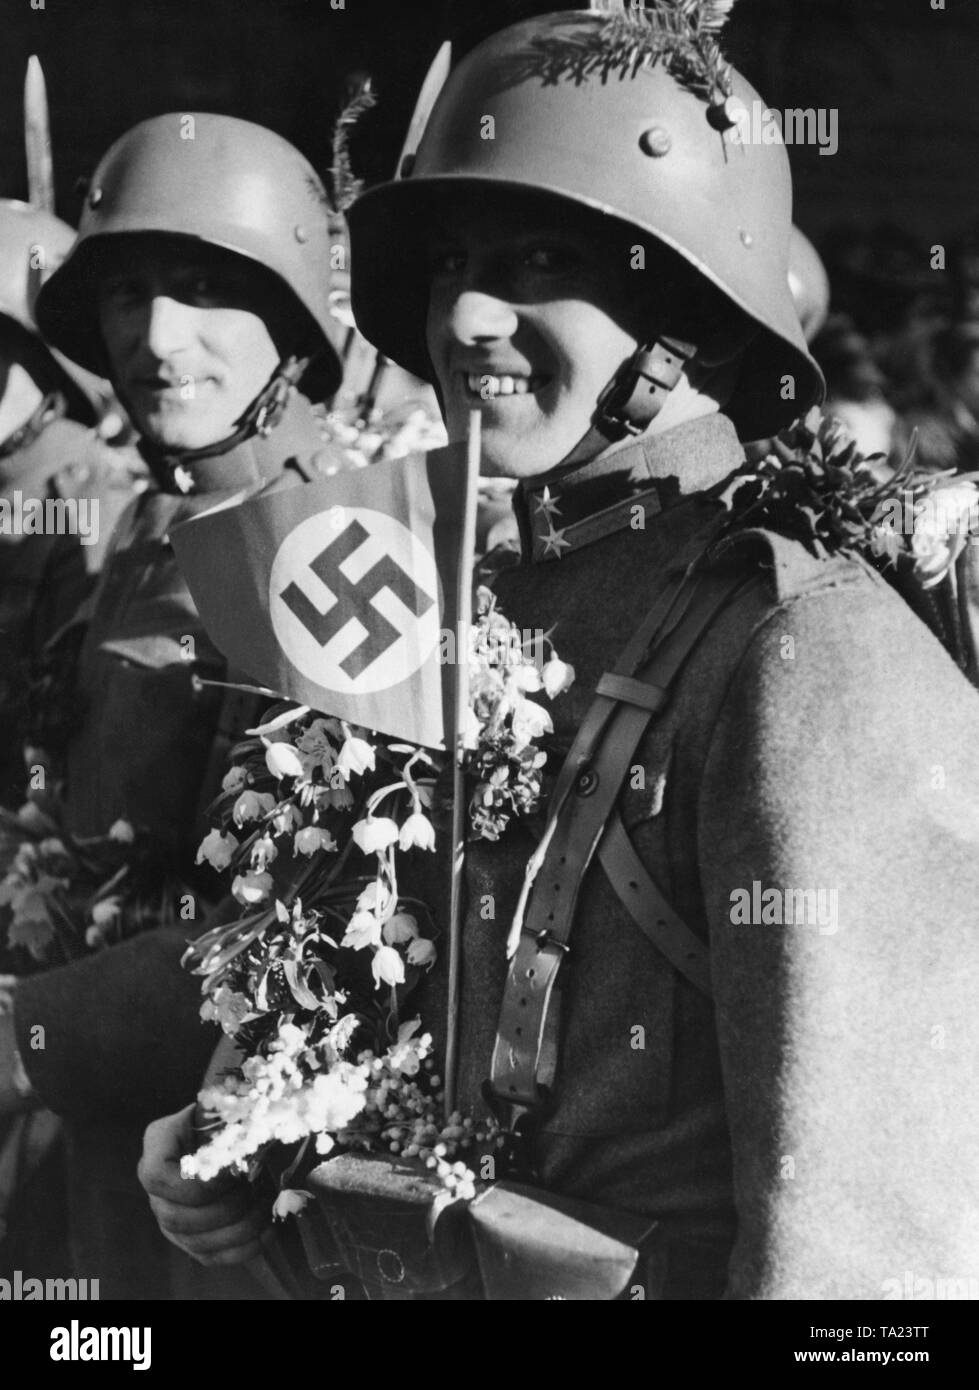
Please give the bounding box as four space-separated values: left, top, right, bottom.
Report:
559 336 698 469
0 392 66 462
484 556 761 1174
136 354 312 491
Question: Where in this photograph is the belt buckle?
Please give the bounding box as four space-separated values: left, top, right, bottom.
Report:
534 928 569 955
480 1081 551 1185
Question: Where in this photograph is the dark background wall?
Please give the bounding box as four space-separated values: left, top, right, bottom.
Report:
1 0 976 250
0 0 444 210
725 0 979 242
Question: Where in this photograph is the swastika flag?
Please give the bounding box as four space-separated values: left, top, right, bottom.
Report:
170 444 471 749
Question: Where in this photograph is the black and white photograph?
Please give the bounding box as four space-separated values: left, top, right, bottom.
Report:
0 0 976 1354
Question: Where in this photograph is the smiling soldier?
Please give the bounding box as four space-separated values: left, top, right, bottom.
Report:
140 7 979 1299
0 114 347 1299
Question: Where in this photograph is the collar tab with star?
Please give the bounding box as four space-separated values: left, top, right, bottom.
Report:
514 413 745 563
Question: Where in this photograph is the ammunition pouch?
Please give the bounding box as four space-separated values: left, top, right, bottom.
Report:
302 1154 662 1301
302 1154 479 1301
468 1182 662 1301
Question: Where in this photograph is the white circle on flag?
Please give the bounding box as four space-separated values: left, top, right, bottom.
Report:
269 507 440 696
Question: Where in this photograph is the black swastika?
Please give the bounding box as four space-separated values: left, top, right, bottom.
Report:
279 520 435 679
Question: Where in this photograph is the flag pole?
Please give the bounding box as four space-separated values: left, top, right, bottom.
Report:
444 410 481 1117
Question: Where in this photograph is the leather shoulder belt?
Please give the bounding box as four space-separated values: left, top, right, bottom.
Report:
485 559 760 1143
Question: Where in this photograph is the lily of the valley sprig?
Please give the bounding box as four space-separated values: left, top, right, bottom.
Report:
466 585 575 841
725 407 979 591
182 589 574 1202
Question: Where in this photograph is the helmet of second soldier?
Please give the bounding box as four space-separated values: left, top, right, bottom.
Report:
36 114 343 420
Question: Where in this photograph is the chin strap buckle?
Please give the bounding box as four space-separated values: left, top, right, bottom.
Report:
0 391 65 461
594 336 698 439
140 354 315 491
252 354 309 437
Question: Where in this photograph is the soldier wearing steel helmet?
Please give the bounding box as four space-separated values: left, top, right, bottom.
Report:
142 7 979 1299
0 114 348 1299
0 200 141 809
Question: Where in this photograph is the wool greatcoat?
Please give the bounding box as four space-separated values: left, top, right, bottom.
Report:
8 391 347 1299
410 411 979 1300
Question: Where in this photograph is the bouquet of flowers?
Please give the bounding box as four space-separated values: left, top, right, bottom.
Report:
319 401 449 472
181 587 574 1212
723 407 979 681
725 407 979 586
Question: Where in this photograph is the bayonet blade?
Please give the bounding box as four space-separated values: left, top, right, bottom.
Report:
24 55 55 213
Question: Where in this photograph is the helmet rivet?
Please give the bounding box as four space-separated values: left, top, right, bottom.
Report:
639 127 672 158
708 95 749 137
88 186 103 209
739 228 754 249
294 225 308 244
721 96 748 129
399 154 416 179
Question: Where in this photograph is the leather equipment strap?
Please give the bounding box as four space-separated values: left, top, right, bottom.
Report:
597 811 713 996
561 337 698 468
487 562 759 1136
594 338 699 439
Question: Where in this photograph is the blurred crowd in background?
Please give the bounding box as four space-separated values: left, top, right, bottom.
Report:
805 222 979 478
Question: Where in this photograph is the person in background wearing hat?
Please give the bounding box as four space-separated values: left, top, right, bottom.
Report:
142 6 979 1299
0 113 348 1299
0 200 141 811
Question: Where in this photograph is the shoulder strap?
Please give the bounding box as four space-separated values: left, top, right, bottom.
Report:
486 560 761 1143
594 525 834 992
597 810 713 995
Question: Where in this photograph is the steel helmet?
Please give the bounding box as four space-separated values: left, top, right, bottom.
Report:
349 8 825 439
788 227 831 345
36 113 342 399
0 199 110 422
0 199 75 335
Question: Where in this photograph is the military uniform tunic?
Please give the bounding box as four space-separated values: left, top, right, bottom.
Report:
415 412 979 1299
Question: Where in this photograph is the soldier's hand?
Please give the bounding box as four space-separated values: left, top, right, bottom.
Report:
139 1103 270 1266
